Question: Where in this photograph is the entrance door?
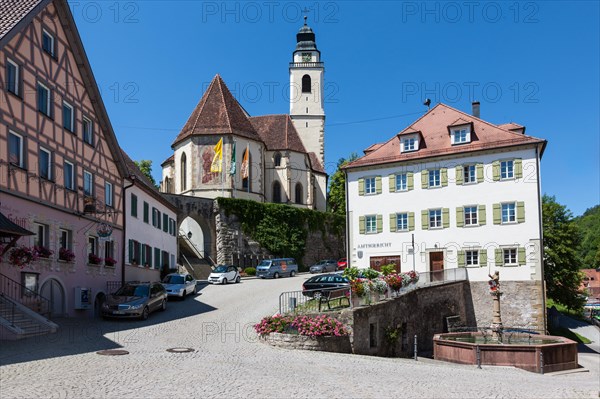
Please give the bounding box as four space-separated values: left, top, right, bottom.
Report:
40 278 65 317
429 251 444 281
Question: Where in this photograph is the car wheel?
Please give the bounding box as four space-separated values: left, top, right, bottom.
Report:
314 291 322 299
223 278 228 285
160 299 167 311
274 272 280 279
141 306 149 320
235 275 241 283
290 270 296 277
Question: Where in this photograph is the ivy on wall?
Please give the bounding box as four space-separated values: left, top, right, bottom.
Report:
217 198 345 263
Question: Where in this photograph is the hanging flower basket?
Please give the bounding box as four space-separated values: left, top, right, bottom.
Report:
104 256 117 267
59 247 76 262
88 253 102 265
8 246 38 268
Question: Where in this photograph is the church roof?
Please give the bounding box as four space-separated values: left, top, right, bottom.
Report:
249 114 307 153
295 16 318 52
161 154 174 167
173 74 261 147
308 152 325 174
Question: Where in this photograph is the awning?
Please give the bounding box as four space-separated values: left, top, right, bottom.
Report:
0 211 34 256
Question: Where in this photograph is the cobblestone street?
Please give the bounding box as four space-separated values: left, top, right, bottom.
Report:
1 276 599 398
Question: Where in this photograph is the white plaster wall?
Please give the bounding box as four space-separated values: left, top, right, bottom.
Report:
313 173 327 211
173 140 193 195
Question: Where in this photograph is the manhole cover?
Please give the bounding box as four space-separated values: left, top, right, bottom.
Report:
166 347 195 353
96 349 129 356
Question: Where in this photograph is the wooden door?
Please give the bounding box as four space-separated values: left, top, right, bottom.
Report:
429 251 444 281
369 256 401 272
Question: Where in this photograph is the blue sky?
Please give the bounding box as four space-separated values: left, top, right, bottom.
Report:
70 1 599 216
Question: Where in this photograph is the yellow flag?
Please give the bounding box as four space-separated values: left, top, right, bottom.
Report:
241 146 249 179
211 138 223 173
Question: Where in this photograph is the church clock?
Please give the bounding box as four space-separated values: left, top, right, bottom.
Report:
302 53 311 62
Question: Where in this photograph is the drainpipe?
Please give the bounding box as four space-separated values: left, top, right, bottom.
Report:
121 176 136 285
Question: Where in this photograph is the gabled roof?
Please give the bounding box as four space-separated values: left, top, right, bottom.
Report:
0 0 46 44
161 154 174 167
345 103 546 169
363 143 384 155
308 152 325 174
249 114 307 153
498 122 526 135
173 75 261 147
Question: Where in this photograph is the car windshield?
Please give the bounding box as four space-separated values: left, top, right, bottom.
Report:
258 261 271 267
163 275 185 284
214 266 229 273
114 285 149 297
316 261 326 265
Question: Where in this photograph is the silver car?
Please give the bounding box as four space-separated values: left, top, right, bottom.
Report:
309 259 338 273
162 273 197 299
102 283 167 320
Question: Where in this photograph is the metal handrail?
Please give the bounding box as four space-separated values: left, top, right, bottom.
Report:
180 253 197 277
279 287 352 315
0 273 52 318
178 230 215 267
0 295 17 326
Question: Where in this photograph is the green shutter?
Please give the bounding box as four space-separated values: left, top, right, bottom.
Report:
128 239 133 263
493 203 501 224
456 207 464 227
442 208 450 228
389 214 397 232
421 170 428 189
407 172 414 190
143 202 149 223
518 247 526 265
408 212 415 231
421 210 429 230
358 178 365 196
517 201 525 223
514 159 523 179
141 244 146 265
389 174 396 193
138 242 143 264
147 246 152 267
478 205 486 226
375 176 382 194
492 161 500 181
455 165 463 185
495 249 503 265
376 214 383 233
154 247 161 269
441 168 448 187
359 216 366 234
131 194 137 217
458 250 466 268
476 163 484 183
479 249 487 267
163 214 169 232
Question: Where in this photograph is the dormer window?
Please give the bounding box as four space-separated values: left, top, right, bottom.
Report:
401 134 419 153
451 127 471 145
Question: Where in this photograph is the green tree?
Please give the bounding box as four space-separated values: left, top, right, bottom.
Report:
542 195 585 310
327 153 358 216
133 160 157 188
574 205 600 269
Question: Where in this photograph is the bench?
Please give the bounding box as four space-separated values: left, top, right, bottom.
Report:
318 288 351 311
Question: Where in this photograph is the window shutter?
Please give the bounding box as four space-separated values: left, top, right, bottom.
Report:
359 216 366 234
376 214 383 233
138 242 143 264
514 158 523 179
147 246 152 266
492 161 500 181
476 163 484 183
375 176 382 194
457 250 466 268
141 244 146 265
493 203 501 224
518 247 526 265
358 178 365 196
407 172 414 190
421 210 429 230
495 249 503 265
408 212 415 231
389 214 397 232
456 207 464 227
421 170 428 189
455 165 463 185
389 174 396 193
442 208 450 228
517 201 525 223
478 205 486 226
479 249 487 267
441 168 448 187
128 239 133 263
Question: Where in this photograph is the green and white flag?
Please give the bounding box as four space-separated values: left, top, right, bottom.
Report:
229 141 236 175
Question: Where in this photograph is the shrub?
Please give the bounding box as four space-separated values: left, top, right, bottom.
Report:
381 264 397 276
244 267 256 276
343 267 361 280
362 268 380 280
254 314 292 335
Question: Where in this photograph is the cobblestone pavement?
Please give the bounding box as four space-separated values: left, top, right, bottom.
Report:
1 276 599 398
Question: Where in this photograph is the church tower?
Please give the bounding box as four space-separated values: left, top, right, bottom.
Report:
290 17 325 166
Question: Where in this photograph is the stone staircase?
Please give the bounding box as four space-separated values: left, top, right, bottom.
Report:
0 295 58 339
179 237 214 280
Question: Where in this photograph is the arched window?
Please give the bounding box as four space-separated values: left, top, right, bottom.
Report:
163 177 172 193
180 152 187 191
295 183 303 205
273 181 282 203
274 152 282 167
302 74 311 93
242 149 251 191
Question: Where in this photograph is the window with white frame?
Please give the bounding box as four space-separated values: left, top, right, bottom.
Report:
365 215 377 234
396 213 408 231
464 206 478 226
451 128 470 144
34 222 48 248
466 250 479 266
37 82 51 116
105 181 113 207
64 161 74 190
501 203 516 223
88 236 97 256
59 229 72 251
501 160 514 179
39 147 51 180
429 169 441 188
503 248 517 265
403 137 416 152
365 177 376 195
464 164 476 184
6 58 19 96
63 101 74 132
429 209 442 228
83 117 94 146
42 29 55 56
8 131 24 168
395 174 407 191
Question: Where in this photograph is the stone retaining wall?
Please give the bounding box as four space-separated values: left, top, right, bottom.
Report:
260 332 352 353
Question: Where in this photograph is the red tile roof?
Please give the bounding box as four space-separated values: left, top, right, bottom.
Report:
345 103 546 169
363 143 384 154
308 152 325 174
120 149 157 190
0 0 45 42
173 75 261 146
249 114 307 153
161 154 174 167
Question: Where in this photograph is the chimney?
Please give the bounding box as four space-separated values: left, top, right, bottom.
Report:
472 101 480 119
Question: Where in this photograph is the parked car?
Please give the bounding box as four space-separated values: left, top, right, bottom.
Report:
208 265 241 284
309 259 337 274
102 282 167 320
256 258 298 279
162 273 196 298
302 273 350 298
337 258 348 270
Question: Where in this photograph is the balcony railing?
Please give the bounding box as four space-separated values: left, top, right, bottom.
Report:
289 62 324 68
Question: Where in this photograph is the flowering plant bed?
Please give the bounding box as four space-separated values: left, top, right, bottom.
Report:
384 273 404 291
254 314 348 337
34 246 53 258
88 253 102 265
8 246 38 268
104 257 117 267
59 247 76 262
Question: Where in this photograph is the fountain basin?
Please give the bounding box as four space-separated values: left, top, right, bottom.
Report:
433 332 578 373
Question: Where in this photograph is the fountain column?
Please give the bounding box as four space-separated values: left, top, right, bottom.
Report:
488 271 503 342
